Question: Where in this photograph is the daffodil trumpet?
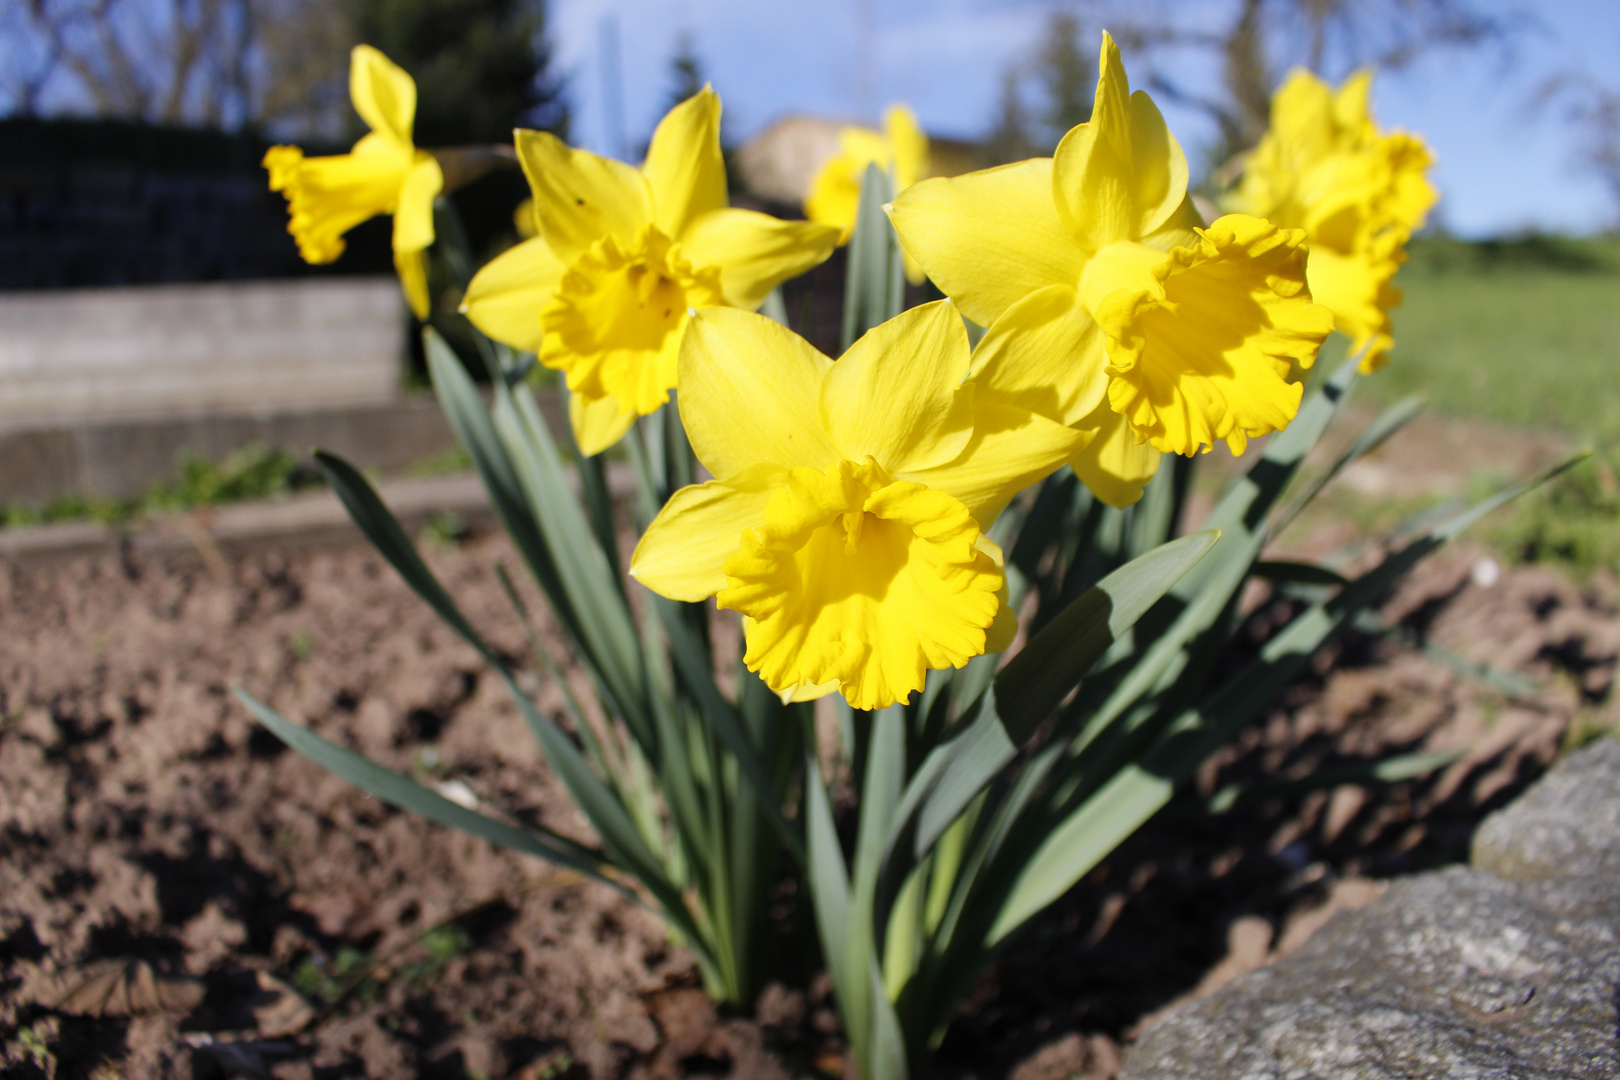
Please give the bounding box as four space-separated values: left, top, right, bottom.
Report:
630 301 1085 711
462 87 840 457
888 32 1333 509
264 45 475 320
1222 68 1437 372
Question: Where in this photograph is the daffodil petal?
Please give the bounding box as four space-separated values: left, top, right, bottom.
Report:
971 284 1108 427
1069 402 1162 508
349 45 416 144
392 156 442 255
629 464 782 601
395 247 430 320
1051 32 1188 250
806 126 889 242
823 300 974 473
906 401 1087 528
515 129 654 262
644 86 729 240
1305 240 1401 372
887 159 1086 328
568 389 639 457
461 237 567 353
678 208 839 311
886 103 929 191
677 308 839 477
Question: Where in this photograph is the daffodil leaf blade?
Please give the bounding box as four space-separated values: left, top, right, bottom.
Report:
1272 391 1426 535
841 162 904 352
994 529 1220 742
985 449 1588 944
491 387 652 741
865 530 1217 965
234 688 612 883
423 330 583 641
312 449 499 667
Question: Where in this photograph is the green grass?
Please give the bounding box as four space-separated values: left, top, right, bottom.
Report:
1359 235 1620 438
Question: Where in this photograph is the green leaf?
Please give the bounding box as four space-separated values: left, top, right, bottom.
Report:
1272 392 1427 536
308 450 714 977
866 531 1217 962
994 530 1221 743
235 689 611 882
1205 748 1466 814
1251 560 1349 587
424 331 582 643
652 596 804 861
842 163 904 352
804 751 856 1031
491 388 653 743
986 449 1588 943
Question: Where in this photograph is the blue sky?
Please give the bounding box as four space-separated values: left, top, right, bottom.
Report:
551 0 1620 237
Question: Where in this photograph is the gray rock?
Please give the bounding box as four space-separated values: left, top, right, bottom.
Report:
1473 737 1620 885
1125 741 1620 1080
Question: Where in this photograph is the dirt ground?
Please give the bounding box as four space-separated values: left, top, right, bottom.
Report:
2 496 1616 1078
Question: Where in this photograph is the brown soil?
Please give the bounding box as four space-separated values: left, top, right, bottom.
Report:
2 517 1615 1079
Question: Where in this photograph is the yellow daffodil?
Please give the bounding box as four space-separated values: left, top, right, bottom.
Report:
888 33 1333 508
806 104 930 283
461 88 839 456
629 301 1085 710
1223 69 1436 372
264 45 443 319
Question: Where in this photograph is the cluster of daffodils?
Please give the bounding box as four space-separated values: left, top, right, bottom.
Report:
267 34 1433 713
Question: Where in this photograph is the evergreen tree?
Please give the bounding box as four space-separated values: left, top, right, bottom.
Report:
667 30 706 110
983 68 1038 165
349 0 568 145
1037 10 1092 150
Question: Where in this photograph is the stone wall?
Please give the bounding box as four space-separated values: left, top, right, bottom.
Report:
0 278 406 429
1125 738 1620 1078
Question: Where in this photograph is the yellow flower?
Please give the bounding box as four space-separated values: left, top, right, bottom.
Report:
629 301 1085 710
264 45 443 319
806 104 930 243
1223 69 1437 372
805 104 930 283
462 88 839 456
888 33 1333 508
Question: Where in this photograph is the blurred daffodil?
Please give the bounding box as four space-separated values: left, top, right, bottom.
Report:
889 33 1332 508
462 87 839 456
630 302 1084 710
264 45 443 319
806 104 930 282
1223 69 1437 372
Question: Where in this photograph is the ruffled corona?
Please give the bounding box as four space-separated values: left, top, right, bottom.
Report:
717 459 1003 711
540 226 725 427
1090 215 1333 455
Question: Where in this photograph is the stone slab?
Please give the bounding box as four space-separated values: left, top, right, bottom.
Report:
1472 737 1620 885
1125 739 1620 1080
0 278 405 427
